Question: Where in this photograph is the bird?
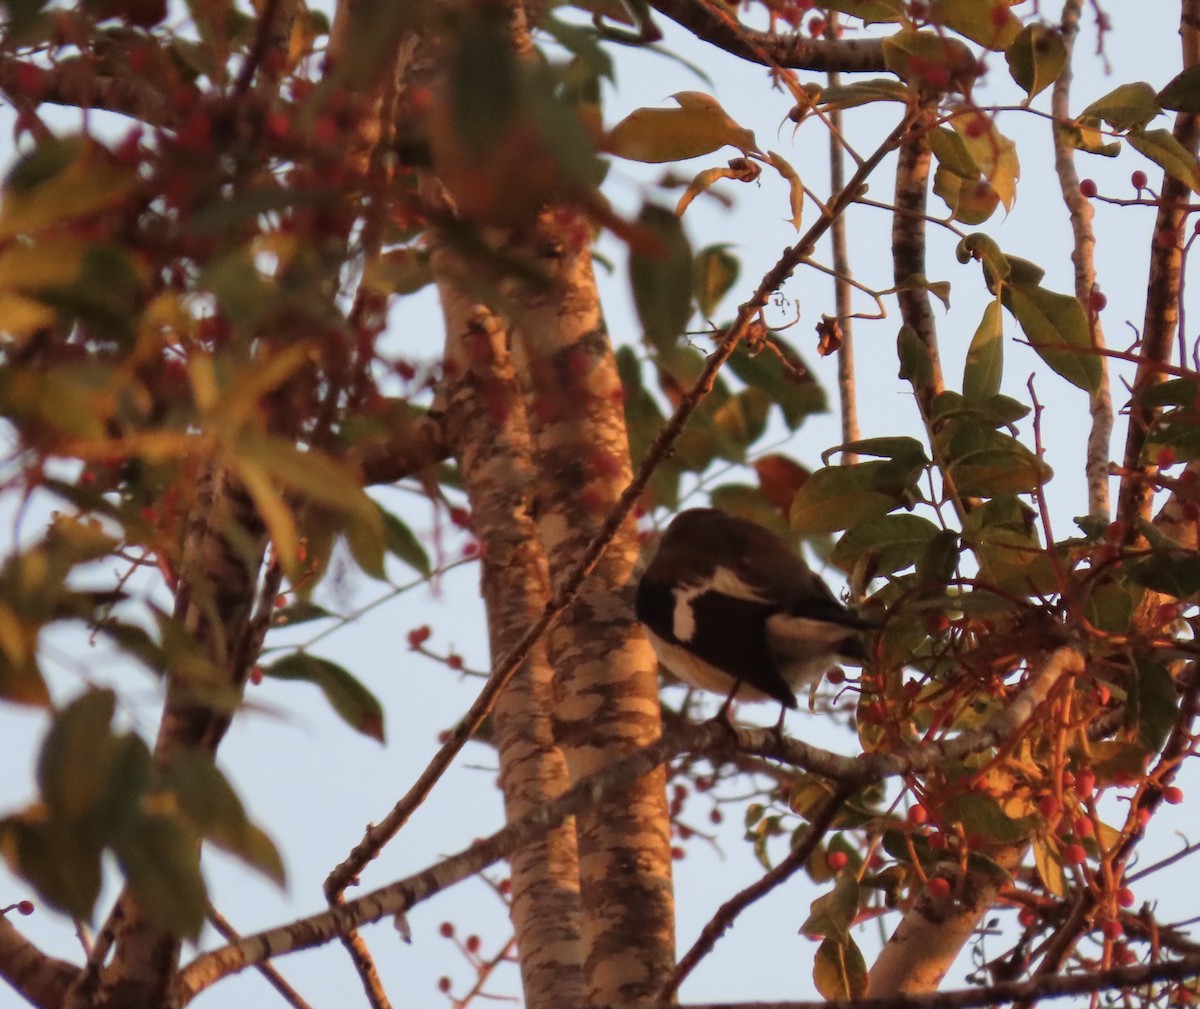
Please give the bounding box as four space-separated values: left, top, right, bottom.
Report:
635 508 878 716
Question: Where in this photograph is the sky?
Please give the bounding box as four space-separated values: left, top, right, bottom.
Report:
2 4 1199 1009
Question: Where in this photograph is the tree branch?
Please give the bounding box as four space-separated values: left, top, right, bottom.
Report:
647 0 888 71
0 914 76 1009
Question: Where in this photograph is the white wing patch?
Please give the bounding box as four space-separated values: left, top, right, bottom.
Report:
671 567 767 643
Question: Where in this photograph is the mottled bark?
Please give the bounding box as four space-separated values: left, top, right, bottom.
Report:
78 466 269 1009
892 119 944 419
1116 0 1200 530
1051 0 1113 521
508 206 676 1004
0 915 75 1009
435 246 585 1009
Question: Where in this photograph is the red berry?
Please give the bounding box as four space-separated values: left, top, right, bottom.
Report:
926 613 950 633
1114 943 1137 966
407 626 432 648
1131 170 1149 190
826 850 849 871
825 667 845 685
14 62 46 103
908 804 929 826
1074 816 1094 838
16 900 34 916
927 877 951 900
250 666 264 685
1117 887 1135 908
1157 446 1177 468
497 878 512 895
1101 919 1123 940
1079 178 1098 198
275 594 288 608
266 110 291 140
1018 907 1037 928
462 541 479 558
446 653 463 670
1164 786 1185 804
1063 843 1087 865
1089 288 1108 312
709 808 723 824
1076 769 1096 799
438 922 454 938
671 846 686 860
1104 521 1125 543
1036 795 1061 819
465 935 481 953
437 977 451 993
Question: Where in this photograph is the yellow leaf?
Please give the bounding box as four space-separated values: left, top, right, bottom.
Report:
0 292 55 340
232 457 301 580
0 142 136 240
605 92 759 163
768 150 804 230
951 110 1020 210
0 237 86 290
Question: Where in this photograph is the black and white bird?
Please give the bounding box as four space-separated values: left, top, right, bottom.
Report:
635 508 878 713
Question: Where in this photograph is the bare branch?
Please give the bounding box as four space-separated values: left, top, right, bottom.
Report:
0 914 76 1009
1052 0 1113 521
647 0 888 71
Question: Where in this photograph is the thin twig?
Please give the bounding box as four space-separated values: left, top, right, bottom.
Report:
207 907 315 1009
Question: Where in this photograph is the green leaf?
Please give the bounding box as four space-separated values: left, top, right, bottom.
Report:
945 427 1052 497
1126 658 1178 756
379 506 432 576
790 461 917 535
943 792 1037 843
727 338 826 429
0 139 136 240
0 815 103 920
629 203 693 350
161 752 286 886
928 127 978 177
1080 82 1161 132
605 92 758 163
37 689 119 821
114 814 207 939
930 0 1019 51
1127 127 1200 194
362 248 433 296
816 78 909 110
265 653 386 742
1006 24 1067 102
963 298 1003 400
813 936 868 1000
1127 553 1200 597
915 529 960 590
831 514 942 576
692 244 739 318
822 436 928 467
932 166 1000 224
1157 65 1200 112
1002 282 1100 393
897 325 934 390
824 0 906 24
271 600 335 627
802 872 861 941
1056 116 1122 157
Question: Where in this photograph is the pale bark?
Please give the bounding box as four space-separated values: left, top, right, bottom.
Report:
436 248 585 1009
509 205 676 1004
1051 0 1113 521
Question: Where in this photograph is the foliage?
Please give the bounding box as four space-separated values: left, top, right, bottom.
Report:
0 1 1199 1008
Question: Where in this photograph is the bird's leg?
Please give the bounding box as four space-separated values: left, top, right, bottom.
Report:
771 703 788 741
713 680 741 724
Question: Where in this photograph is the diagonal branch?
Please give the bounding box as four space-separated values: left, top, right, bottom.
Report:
323 117 916 901
0 914 76 1009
